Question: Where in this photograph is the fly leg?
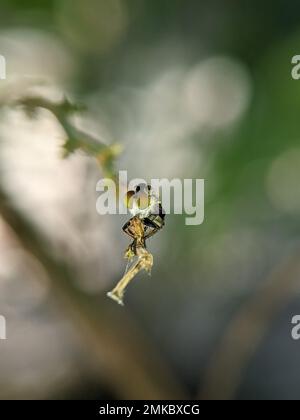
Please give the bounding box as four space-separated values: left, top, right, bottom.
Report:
143 217 164 240
122 219 137 261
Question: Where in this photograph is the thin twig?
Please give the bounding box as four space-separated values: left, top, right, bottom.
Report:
15 95 121 179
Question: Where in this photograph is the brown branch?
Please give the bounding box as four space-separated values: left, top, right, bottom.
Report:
199 251 300 400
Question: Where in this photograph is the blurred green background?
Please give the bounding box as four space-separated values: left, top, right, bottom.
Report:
0 0 300 400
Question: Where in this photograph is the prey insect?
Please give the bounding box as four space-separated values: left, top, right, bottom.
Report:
107 184 165 305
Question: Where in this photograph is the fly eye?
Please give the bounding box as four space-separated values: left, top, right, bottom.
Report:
135 185 141 193
124 190 135 208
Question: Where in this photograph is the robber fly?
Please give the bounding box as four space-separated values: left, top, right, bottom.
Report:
107 183 165 305
123 183 165 256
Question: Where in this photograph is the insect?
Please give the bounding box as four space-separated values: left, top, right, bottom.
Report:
107 184 165 305
123 183 165 255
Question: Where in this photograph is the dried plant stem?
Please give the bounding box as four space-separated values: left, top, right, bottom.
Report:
108 247 153 305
